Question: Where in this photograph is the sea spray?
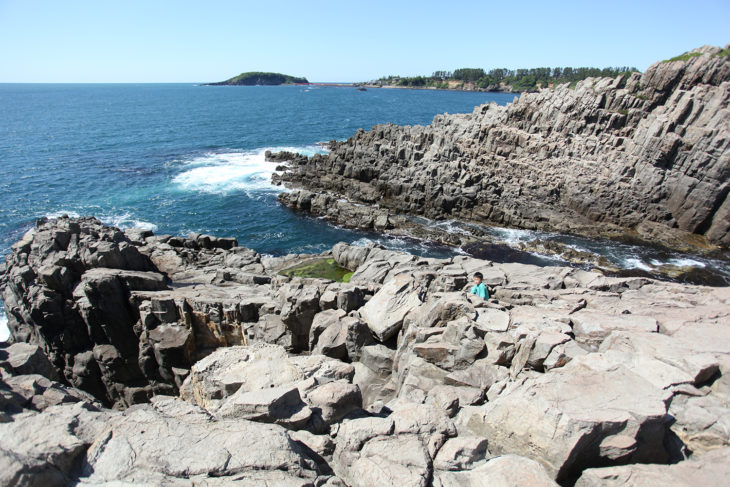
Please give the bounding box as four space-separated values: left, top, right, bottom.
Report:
172 146 324 194
0 309 9 342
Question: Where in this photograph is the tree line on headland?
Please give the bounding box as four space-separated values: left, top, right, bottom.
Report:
370 66 638 92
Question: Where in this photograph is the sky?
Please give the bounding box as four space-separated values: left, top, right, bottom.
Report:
0 0 728 83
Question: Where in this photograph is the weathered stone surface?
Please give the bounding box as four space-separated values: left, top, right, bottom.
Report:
310 309 347 351
360 274 424 342
459 356 670 481
332 405 456 487
279 281 322 352
392 354 450 405
0 402 115 487
527 331 573 369
360 343 395 376
432 436 489 471
444 359 508 392
405 292 476 330
216 384 313 429
483 332 516 365
289 429 336 458
575 447 730 487
304 381 362 425
332 242 371 271
344 316 374 362
2 373 99 413
0 217 215 407
79 397 321 485
1 343 60 381
351 362 390 408
313 318 348 359
571 311 658 345
428 384 484 412
182 344 353 411
599 331 720 389
474 308 510 333
543 339 588 370
339 434 431 487
433 454 559 487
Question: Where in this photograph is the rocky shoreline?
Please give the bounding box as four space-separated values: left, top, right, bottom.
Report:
272 45 730 255
1 216 730 486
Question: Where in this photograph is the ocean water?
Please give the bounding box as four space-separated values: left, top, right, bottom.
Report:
0 83 728 341
0 84 517 256
0 83 517 340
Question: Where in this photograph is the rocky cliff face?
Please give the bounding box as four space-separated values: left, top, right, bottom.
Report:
2 218 730 485
275 45 730 250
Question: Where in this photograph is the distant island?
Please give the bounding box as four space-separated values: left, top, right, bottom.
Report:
206 71 308 86
359 66 638 93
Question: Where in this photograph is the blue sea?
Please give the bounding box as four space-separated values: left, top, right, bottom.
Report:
0 83 728 340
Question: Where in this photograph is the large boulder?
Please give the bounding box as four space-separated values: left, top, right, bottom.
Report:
458 354 671 482
216 384 314 430
78 396 323 485
360 274 424 342
279 281 322 352
181 344 360 430
332 404 456 487
0 402 116 487
311 310 373 361
0 343 60 381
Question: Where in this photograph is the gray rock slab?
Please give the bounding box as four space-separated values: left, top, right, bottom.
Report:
434 454 559 487
360 274 423 342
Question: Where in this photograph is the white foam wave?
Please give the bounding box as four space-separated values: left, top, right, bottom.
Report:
528 251 568 263
488 226 542 245
351 237 376 248
650 258 707 268
622 258 653 271
431 220 470 235
0 313 9 342
44 210 81 219
42 210 158 232
101 213 159 232
172 146 324 195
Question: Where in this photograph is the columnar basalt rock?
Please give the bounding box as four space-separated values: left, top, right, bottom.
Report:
274 46 730 250
0 217 278 407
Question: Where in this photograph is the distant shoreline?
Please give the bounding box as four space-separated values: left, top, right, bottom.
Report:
203 82 519 94
355 84 522 94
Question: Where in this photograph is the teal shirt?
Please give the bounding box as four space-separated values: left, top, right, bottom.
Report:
470 282 489 299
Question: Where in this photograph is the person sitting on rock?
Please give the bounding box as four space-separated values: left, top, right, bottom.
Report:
470 272 489 300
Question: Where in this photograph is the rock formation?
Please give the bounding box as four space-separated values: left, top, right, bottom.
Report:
274 45 730 251
2 217 730 485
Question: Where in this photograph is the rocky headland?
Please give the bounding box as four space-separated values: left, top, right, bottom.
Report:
1 216 730 486
273 45 730 257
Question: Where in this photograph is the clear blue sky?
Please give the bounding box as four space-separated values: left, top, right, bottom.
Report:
0 0 728 82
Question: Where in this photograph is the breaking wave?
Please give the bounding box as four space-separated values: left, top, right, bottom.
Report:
172 146 324 195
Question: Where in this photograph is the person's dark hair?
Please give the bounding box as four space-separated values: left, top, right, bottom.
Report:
474 272 483 280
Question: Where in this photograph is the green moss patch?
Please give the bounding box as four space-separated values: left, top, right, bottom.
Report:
662 52 702 63
280 258 353 282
